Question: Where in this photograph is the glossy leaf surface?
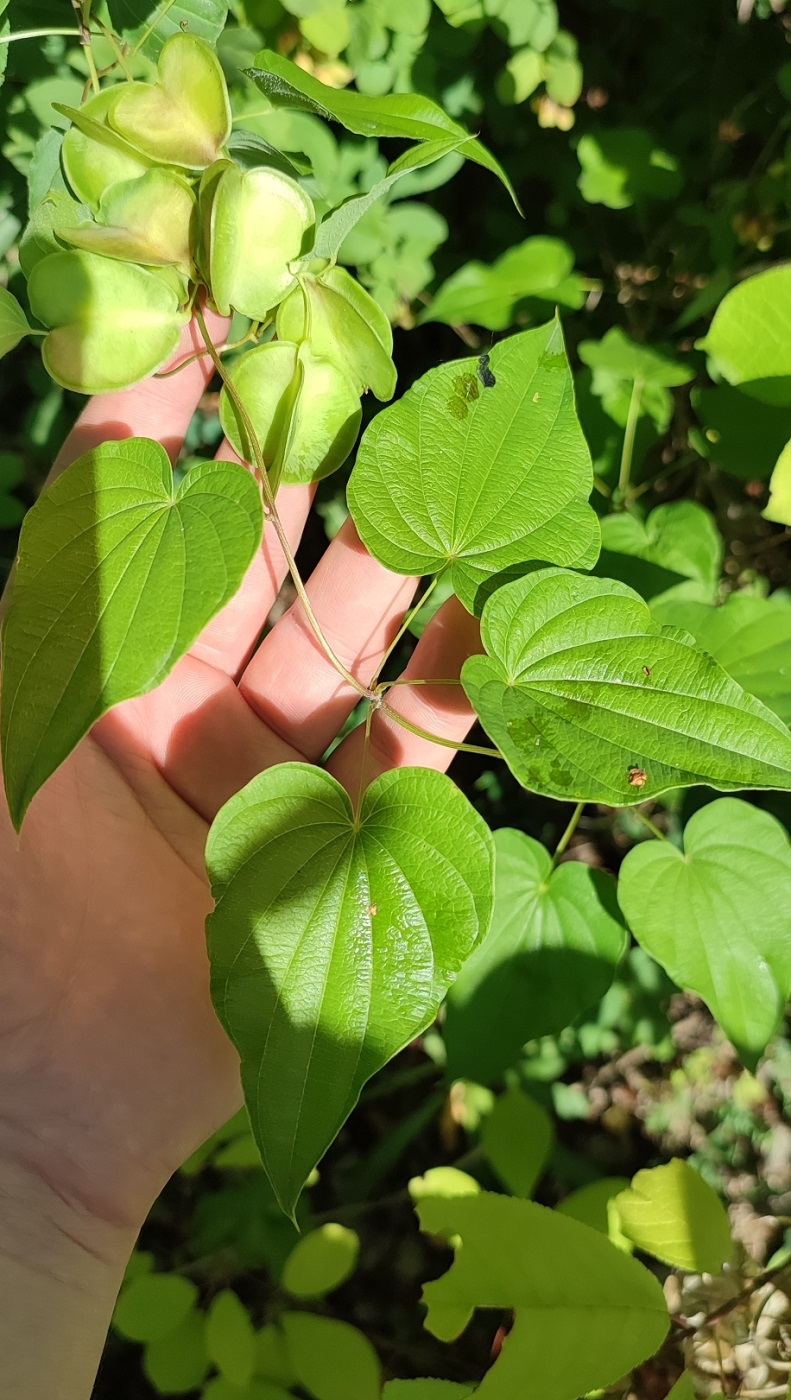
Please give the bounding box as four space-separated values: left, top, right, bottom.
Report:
415 1192 669 1399
28 251 187 393
462 569 791 804
615 1159 733 1273
618 798 791 1067
206 763 494 1216
1 439 263 829
445 828 626 1083
247 50 520 209
348 321 599 613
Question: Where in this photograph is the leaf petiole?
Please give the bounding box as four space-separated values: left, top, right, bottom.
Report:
378 702 502 760
617 374 643 499
550 801 585 868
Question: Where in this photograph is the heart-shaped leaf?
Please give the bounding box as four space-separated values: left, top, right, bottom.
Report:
276 266 395 401
60 89 153 211
698 266 791 406
615 1159 733 1273
57 169 196 271
596 501 722 606
1 437 263 829
618 798 791 1066
219 341 361 488
651 592 791 727
444 828 627 1083
110 33 231 169
247 49 520 211
205 763 494 1217
0 287 32 359
462 568 791 804
414 1192 669 1400
207 165 315 320
348 320 599 613
481 1088 554 1198
28 250 188 393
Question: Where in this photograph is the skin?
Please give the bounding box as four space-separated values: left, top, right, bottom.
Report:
0 316 481 1399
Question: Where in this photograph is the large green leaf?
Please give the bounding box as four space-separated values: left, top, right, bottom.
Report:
651 592 791 727
1 438 263 830
348 321 599 614
698 265 791 406
0 287 32 360
206 764 494 1217
246 50 520 211
444 829 627 1083
415 1192 669 1400
108 0 229 59
615 1159 733 1273
618 798 791 1067
461 568 791 804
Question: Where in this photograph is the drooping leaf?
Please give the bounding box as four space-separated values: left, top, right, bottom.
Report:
651 591 791 727
618 798 791 1067
276 266 395 400
348 320 599 614
462 568 791 805
246 49 521 211
281 1313 381 1400
595 501 722 606
0 286 32 359
282 1224 360 1300
205 1290 256 1388
206 763 494 1216
114 1274 198 1343
415 1192 669 1400
28 250 188 393
109 33 232 169
219 340 361 487
108 0 229 60
444 828 627 1083
419 236 585 331
481 1088 554 1197
614 1158 733 1273
1 438 263 829
698 265 791 406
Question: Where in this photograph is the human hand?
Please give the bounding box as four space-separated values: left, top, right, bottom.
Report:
0 316 480 1397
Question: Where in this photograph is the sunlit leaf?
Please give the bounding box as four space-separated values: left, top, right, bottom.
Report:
462 568 791 804
615 1158 733 1272
557 1178 632 1251
577 128 681 209
596 501 722 606
108 0 229 60
60 89 153 211
415 1192 669 1399
349 320 599 614
419 236 585 330
282 1223 360 1299
207 164 315 319
206 764 494 1217
1 438 263 829
618 798 791 1067
57 169 196 271
698 265 791 406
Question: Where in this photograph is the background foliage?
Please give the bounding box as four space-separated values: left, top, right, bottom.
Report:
5 0 791 1395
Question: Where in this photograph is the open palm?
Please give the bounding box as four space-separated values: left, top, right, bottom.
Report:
0 317 481 1233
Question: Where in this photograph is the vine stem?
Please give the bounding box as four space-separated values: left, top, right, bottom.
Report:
0 27 83 44
378 703 502 760
633 807 666 841
618 374 643 498
369 572 443 688
74 0 100 96
550 801 585 868
195 305 374 701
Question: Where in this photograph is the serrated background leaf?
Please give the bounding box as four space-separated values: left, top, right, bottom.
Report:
349 321 599 613
463 568 791 804
206 763 494 1216
0 438 263 828
618 798 791 1066
444 827 626 1083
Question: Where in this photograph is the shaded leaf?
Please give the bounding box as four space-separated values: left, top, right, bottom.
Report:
281 1313 381 1400
618 798 791 1067
206 764 494 1216
206 1291 256 1388
1 438 263 829
114 1275 198 1343
282 1224 360 1299
557 1178 632 1251
0 286 32 359
462 568 791 805
690 384 791 480
481 1088 553 1197
595 501 722 607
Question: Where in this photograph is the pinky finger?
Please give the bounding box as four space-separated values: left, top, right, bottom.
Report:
327 595 483 792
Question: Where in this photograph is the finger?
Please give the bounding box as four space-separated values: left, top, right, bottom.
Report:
328 595 482 791
52 310 229 477
237 518 418 760
188 466 313 679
